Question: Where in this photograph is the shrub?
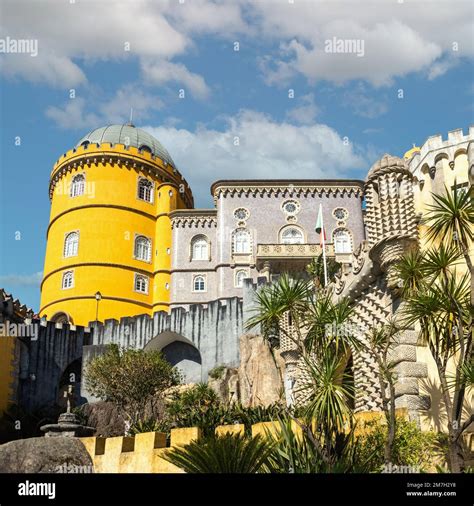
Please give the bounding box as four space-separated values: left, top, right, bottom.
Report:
163 384 288 436
357 418 443 472
85 344 182 425
208 365 225 380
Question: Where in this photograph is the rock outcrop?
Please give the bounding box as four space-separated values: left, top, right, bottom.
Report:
237 334 285 407
0 437 93 473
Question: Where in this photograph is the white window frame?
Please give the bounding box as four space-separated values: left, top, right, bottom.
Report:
137 177 154 203
61 270 74 290
191 235 210 261
280 226 305 245
235 269 248 288
134 273 149 294
63 231 79 258
70 174 85 197
193 274 207 293
333 228 352 254
232 228 251 254
134 235 152 262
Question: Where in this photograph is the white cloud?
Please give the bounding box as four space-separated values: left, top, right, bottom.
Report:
250 0 473 86
141 59 210 100
286 93 319 125
46 87 164 129
145 110 366 205
1 0 470 90
0 272 42 287
0 0 212 89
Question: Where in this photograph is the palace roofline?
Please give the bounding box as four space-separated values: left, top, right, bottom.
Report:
210 178 365 195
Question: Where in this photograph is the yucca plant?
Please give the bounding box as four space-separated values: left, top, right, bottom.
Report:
162 433 273 473
397 186 473 472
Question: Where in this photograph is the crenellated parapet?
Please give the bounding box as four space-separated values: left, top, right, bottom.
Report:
408 126 474 182
49 142 194 208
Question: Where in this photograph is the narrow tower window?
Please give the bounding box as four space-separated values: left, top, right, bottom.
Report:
70 174 85 197
134 236 151 262
61 271 74 289
137 178 154 203
134 274 149 294
64 232 79 257
235 270 247 288
191 235 209 260
193 275 206 292
233 229 251 254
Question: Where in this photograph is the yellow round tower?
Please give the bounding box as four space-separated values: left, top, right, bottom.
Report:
40 124 193 326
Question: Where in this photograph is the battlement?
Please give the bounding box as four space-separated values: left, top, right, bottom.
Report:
80 409 409 473
409 126 474 173
48 142 194 207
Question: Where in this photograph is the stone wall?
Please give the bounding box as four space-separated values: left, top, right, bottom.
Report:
17 320 91 412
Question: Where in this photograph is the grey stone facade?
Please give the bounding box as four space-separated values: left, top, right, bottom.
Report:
170 179 365 309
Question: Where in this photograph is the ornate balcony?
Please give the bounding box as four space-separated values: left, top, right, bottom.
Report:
256 243 335 271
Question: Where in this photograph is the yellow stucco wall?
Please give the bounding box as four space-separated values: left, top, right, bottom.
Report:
80 410 412 473
40 143 192 326
412 149 473 433
0 335 17 414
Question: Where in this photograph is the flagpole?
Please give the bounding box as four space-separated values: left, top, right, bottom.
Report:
319 203 328 287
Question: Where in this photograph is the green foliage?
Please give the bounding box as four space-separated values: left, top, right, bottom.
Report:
357 419 442 472
306 254 341 287
163 383 287 436
162 433 273 473
208 365 225 380
263 415 372 473
85 344 182 425
129 418 170 435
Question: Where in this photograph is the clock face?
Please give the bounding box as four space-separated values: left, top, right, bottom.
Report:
234 208 249 220
334 208 347 220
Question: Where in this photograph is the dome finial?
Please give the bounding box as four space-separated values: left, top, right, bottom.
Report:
127 107 135 127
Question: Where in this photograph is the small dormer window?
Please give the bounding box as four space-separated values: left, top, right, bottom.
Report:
139 145 152 154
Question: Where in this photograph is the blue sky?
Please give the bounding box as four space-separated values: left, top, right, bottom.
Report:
0 0 473 311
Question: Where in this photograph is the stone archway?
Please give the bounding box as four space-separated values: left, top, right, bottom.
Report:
144 331 202 383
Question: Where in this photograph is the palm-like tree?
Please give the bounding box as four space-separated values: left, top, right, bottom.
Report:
245 272 358 469
397 186 473 472
422 183 474 306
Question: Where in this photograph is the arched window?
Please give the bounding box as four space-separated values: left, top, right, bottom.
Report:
51 312 71 324
193 275 206 292
61 271 74 290
134 236 151 262
137 178 154 203
333 229 352 253
280 226 304 244
64 232 79 257
134 274 149 294
191 235 209 261
235 270 247 288
233 229 251 254
70 174 85 197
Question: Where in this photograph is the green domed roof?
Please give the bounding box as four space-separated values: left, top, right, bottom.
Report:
77 124 175 166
